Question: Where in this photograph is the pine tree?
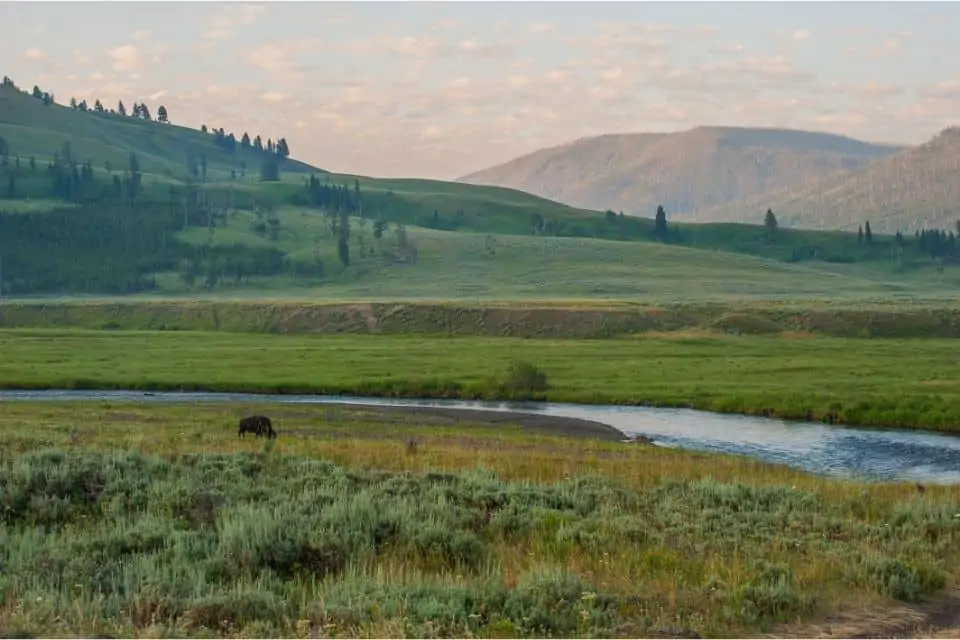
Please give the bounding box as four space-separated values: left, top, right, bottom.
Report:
653 205 667 240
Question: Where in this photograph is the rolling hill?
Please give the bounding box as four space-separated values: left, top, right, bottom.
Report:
458 126 906 224
710 127 960 234
2 76 959 302
0 79 608 235
0 81 320 180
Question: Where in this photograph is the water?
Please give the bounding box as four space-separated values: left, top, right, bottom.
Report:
3 389 960 485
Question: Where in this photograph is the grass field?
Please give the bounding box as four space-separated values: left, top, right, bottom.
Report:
163 211 960 300
2 328 960 432
1 401 958 638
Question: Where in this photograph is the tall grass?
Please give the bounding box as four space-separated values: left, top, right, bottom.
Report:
0 402 959 637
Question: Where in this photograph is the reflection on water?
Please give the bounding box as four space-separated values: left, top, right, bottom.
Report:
3 389 960 485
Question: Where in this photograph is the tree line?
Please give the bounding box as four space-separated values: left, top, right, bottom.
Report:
2 74 291 171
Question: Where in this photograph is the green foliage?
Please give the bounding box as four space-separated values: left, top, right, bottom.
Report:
499 361 549 397
2 449 959 636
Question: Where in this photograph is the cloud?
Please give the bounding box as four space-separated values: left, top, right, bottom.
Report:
23 48 44 61
853 81 905 98
130 30 151 41
261 91 287 103
709 44 745 55
456 39 513 58
529 23 555 35
107 45 143 72
206 4 267 40
920 79 960 100
793 29 811 41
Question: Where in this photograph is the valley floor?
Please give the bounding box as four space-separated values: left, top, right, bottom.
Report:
2 318 960 431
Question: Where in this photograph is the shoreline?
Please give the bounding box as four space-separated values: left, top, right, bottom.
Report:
1 380 956 436
276 402 633 442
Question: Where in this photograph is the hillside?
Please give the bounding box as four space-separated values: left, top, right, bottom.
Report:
458 126 905 223
0 81 319 180
712 127 960 234
0 79 611 236
3 76 960 301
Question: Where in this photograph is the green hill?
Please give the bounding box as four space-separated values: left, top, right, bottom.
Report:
0 81 317 181
1 76 960 301
0 80 605 232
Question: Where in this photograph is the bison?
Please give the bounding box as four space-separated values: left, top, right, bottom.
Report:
238 414 277 439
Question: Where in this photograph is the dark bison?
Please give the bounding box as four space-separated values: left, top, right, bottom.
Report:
238 415 277 439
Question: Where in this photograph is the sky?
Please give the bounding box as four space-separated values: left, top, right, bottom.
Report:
1 1 959 180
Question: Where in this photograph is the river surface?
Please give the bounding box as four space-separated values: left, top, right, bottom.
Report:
3 389 960 485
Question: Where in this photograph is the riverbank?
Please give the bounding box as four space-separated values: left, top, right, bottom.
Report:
3 298 960 338
2 401 959 638
3 328 960 433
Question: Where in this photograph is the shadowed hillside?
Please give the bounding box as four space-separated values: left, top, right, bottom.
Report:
714 127 960 234
458 126 905 223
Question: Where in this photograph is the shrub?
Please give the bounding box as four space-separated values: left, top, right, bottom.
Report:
502 360 548 396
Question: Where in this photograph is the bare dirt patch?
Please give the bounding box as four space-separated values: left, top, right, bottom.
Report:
765 587 960 639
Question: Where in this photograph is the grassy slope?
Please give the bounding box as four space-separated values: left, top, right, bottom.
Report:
3 402 957 637
458 126 905 223
0 84 318 181
0 83 605 232
151 208 959 300
3 329 960 431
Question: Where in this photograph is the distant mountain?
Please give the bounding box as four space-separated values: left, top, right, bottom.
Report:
716 127 960 234
458 126 906 224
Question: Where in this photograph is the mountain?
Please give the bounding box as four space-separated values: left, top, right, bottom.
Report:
714 127 960 234
457 126 906 223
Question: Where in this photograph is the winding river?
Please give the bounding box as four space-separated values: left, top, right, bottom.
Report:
3 389 960 486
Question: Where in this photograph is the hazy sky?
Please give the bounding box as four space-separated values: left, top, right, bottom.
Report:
2 1 959 179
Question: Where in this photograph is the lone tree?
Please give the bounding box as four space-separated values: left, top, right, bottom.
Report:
157 105 169 123
763 208 778 243
653 205 668 240
864 220 874 247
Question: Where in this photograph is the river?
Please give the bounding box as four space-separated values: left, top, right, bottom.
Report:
2 389 960 485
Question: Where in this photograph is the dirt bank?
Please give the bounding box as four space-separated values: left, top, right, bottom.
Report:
4 300 960 338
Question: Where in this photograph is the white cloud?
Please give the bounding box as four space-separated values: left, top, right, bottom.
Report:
261 92 287 103
23 48 44 61
130 29 152 41
710 43 745 55
921 79 960 100
793 29 811 41
107 45 143 72
854 81 905 98
206 4 267 39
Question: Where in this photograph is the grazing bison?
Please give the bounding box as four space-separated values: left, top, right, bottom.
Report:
238 415 277 439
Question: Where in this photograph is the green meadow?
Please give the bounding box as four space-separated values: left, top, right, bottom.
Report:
1 327 960 431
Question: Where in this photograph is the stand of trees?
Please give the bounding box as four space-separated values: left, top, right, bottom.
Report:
0 201 291 295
